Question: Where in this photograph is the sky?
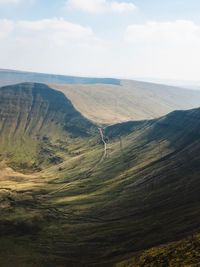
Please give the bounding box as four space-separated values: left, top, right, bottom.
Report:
0 0 200 81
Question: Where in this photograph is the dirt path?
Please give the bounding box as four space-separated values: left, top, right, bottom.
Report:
98 127 107 164
48 128 108 196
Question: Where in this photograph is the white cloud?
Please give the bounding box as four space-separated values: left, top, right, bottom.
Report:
0 17 96 43
125 20 200 43
123 20 200 80
66 0 136 14
0 18 109 76
0 19 14 40
16 18 94 43
110 1 136 13
1 18 200 81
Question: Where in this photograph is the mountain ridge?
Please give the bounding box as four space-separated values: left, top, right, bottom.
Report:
1 69 200 124
52 82 200 124
0 69 120 86
0 82 95 170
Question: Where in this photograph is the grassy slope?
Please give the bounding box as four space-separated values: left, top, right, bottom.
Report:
115 233 200 267
0 83 95 170
51 82 200 124
0 96 200 267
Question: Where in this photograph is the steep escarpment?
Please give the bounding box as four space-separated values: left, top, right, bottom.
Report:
0 82 94 137
0 83 95 169
96 108 200 265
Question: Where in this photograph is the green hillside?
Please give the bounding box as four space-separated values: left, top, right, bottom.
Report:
0 83 94 170
0 83 200 266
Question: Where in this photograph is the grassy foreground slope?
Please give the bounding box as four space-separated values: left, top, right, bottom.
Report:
0 83 200 266
115 233 200 267
52 81 200 124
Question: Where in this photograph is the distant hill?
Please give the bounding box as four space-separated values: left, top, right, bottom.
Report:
0 69 120 86
1 69 200 125
52 81 200 124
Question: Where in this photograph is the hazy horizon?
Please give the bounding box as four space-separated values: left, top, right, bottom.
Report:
1 67 200 91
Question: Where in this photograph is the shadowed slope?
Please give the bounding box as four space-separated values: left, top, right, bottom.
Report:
43 107 200 266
